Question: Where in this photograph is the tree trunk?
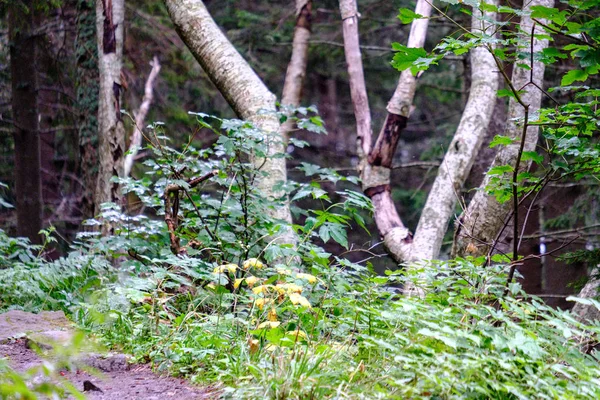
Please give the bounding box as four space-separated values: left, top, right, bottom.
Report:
280 0 312 142
76 0 100 219
410 7 499 261
571 267 600 322
452 0 554 258
9 0 43 244
342 0 498 266
95 0 126 214
163 0 295 243
281 0 312 109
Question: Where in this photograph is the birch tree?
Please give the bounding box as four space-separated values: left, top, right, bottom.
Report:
453 0 555 259
340 0 499 265
95 0 126 211
163 0 295 244
280 0 312 141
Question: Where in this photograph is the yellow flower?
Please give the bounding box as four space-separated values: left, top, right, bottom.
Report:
267 307 278 322
296 273 317 284
276 267 291 276
288 293 311 308
257 321 281 329
243 258 264 270
287 329 308 340
264 344 279 352
245 276 259 287
213 263 238 274
252 285 270 295
277 283 303 294
234 278 244 289
254 298 272 310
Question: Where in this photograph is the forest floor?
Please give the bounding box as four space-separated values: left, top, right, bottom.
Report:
0 310 216 399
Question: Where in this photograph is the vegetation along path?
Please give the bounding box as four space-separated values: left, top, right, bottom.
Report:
0 310 214 399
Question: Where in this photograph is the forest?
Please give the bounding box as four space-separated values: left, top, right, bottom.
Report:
0 0 600 398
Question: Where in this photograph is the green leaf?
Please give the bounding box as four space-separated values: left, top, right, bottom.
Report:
488 165 514 176
521 151 544 165
561 69 588 86
497 88 517 99
397 8 425 24
390 44 429 72
489 135 514 148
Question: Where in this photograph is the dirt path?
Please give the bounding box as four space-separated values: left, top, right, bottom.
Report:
0 310 216 399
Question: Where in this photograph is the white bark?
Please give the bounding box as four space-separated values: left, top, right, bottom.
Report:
339 0 373 159
95 0 125 210
280 0 312 142
453 0 553 257
386 0 432 117
410 4 499 261
572 266 600 322
124 56 161 178
164 0 294 243
281 0 311 108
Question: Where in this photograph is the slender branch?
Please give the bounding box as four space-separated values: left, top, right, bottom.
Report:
124 56 161 177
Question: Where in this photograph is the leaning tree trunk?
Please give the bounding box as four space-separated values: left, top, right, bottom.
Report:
164 0 295 244
452 0 554 258
9 0 43 244
341 0 497 266
95 0 126 214
409 9 499 261
76 0 100 219
280 0 312 140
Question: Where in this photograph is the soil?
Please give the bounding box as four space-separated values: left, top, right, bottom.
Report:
0 310 217 399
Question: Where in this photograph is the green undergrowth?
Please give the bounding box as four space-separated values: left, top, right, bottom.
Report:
2 233 600 399
1 110 600 398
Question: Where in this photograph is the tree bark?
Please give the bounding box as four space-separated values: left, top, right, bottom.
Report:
76 0 100 219
571 267 600 322
410 7 499 260
341 0 499 267
281 0 311 109
163 0 294 243
95 0 126 214
453 0 554 258
9 0 43 244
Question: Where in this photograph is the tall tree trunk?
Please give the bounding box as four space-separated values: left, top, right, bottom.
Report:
9 0 43 244
281 0 311 109
280 0 312 141
76 0 100 219
163 0 295 243
341 0 497 266
95 0 125 214
410 11 499 261
452 0 554 258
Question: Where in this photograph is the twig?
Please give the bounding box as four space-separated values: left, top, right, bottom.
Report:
164 170 218 255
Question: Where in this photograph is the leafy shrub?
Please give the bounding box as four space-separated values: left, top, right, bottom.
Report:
2 113 600 398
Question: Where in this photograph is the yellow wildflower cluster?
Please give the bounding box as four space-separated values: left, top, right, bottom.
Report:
288 292 311 308
295 273 317 284
233 275 262 289
213 263 238 274
257 321 280 329
243 258 265 270
254 298 273 310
